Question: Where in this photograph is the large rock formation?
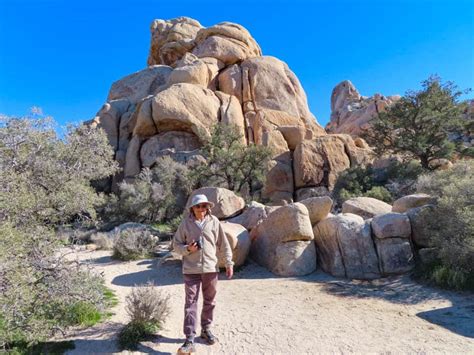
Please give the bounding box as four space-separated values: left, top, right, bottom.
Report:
88 17 372 201
325 80 400 137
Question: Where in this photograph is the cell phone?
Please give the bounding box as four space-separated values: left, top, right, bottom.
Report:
194 240 202 249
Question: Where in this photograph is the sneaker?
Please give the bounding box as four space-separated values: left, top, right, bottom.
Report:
177 339 195 354
200 328 217 345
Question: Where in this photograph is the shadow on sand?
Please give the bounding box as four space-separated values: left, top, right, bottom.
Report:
316 271 474 338
112 257 183 287
417 304 474 338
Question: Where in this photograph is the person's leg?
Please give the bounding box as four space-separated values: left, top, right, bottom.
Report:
183 273 202 342
200 272 218 331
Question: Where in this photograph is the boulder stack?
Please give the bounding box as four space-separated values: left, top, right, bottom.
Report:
88 17 373 202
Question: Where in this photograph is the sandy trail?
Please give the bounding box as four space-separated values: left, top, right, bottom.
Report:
61 248 474 354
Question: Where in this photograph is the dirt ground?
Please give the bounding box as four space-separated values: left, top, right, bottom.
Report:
60 248 474 354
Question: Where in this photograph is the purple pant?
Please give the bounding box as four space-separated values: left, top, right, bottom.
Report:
183 272 218 340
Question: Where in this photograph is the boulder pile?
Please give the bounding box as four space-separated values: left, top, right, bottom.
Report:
202 187 432 279
88 17 373 203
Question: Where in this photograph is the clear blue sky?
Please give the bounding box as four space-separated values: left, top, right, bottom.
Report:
1 0 473 127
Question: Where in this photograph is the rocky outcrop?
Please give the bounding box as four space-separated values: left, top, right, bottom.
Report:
299 196 333 226
313 211 415 279
326 80 400 137
293 135 373 192
91 17 349 202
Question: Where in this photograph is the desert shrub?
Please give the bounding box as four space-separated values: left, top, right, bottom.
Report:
118 284 171 350
118 321 158 351
333 160 424 205
191 124 272 200
112 229 159 261
90 232 114 250
363 186 393 202
0 115 118 350
104 156 194 225
333 166 393 204
415 161 474 290
0 224 110 349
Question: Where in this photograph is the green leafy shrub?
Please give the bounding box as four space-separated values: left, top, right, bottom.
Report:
112 229 159 261
65 302 102 327
415 161 474 290
118 284 171 350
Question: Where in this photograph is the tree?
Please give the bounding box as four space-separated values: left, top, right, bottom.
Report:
191 124 272 199
364 76 471 170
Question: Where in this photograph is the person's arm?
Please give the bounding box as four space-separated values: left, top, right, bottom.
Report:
216 221 234 278
173 221 193 256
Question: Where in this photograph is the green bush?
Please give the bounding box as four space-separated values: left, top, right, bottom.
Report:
118 284 170 350
333 160 424 205
112 229 158 261
65 302 102 327
363 186 393 202
118 321 158 351
415 161 474 290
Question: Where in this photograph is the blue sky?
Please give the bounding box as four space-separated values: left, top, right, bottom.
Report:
0 0 473 127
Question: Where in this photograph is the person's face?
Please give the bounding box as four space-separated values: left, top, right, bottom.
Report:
192 203 208 218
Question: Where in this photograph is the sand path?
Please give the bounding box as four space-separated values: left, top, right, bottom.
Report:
61 248 474 354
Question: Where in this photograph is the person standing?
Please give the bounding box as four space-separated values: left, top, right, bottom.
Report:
173 194 234 354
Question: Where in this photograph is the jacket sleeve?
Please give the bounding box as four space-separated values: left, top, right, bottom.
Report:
173 221 191 257
217 220 234 268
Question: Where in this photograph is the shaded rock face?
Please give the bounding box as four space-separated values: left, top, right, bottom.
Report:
326 80 400 137
313 214 380 279
406 205 436 248
218 222 251 268
371 213 414 275
293 135 373 191
313 211 415 279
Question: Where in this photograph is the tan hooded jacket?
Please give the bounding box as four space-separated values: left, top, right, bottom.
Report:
173 212 234 274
